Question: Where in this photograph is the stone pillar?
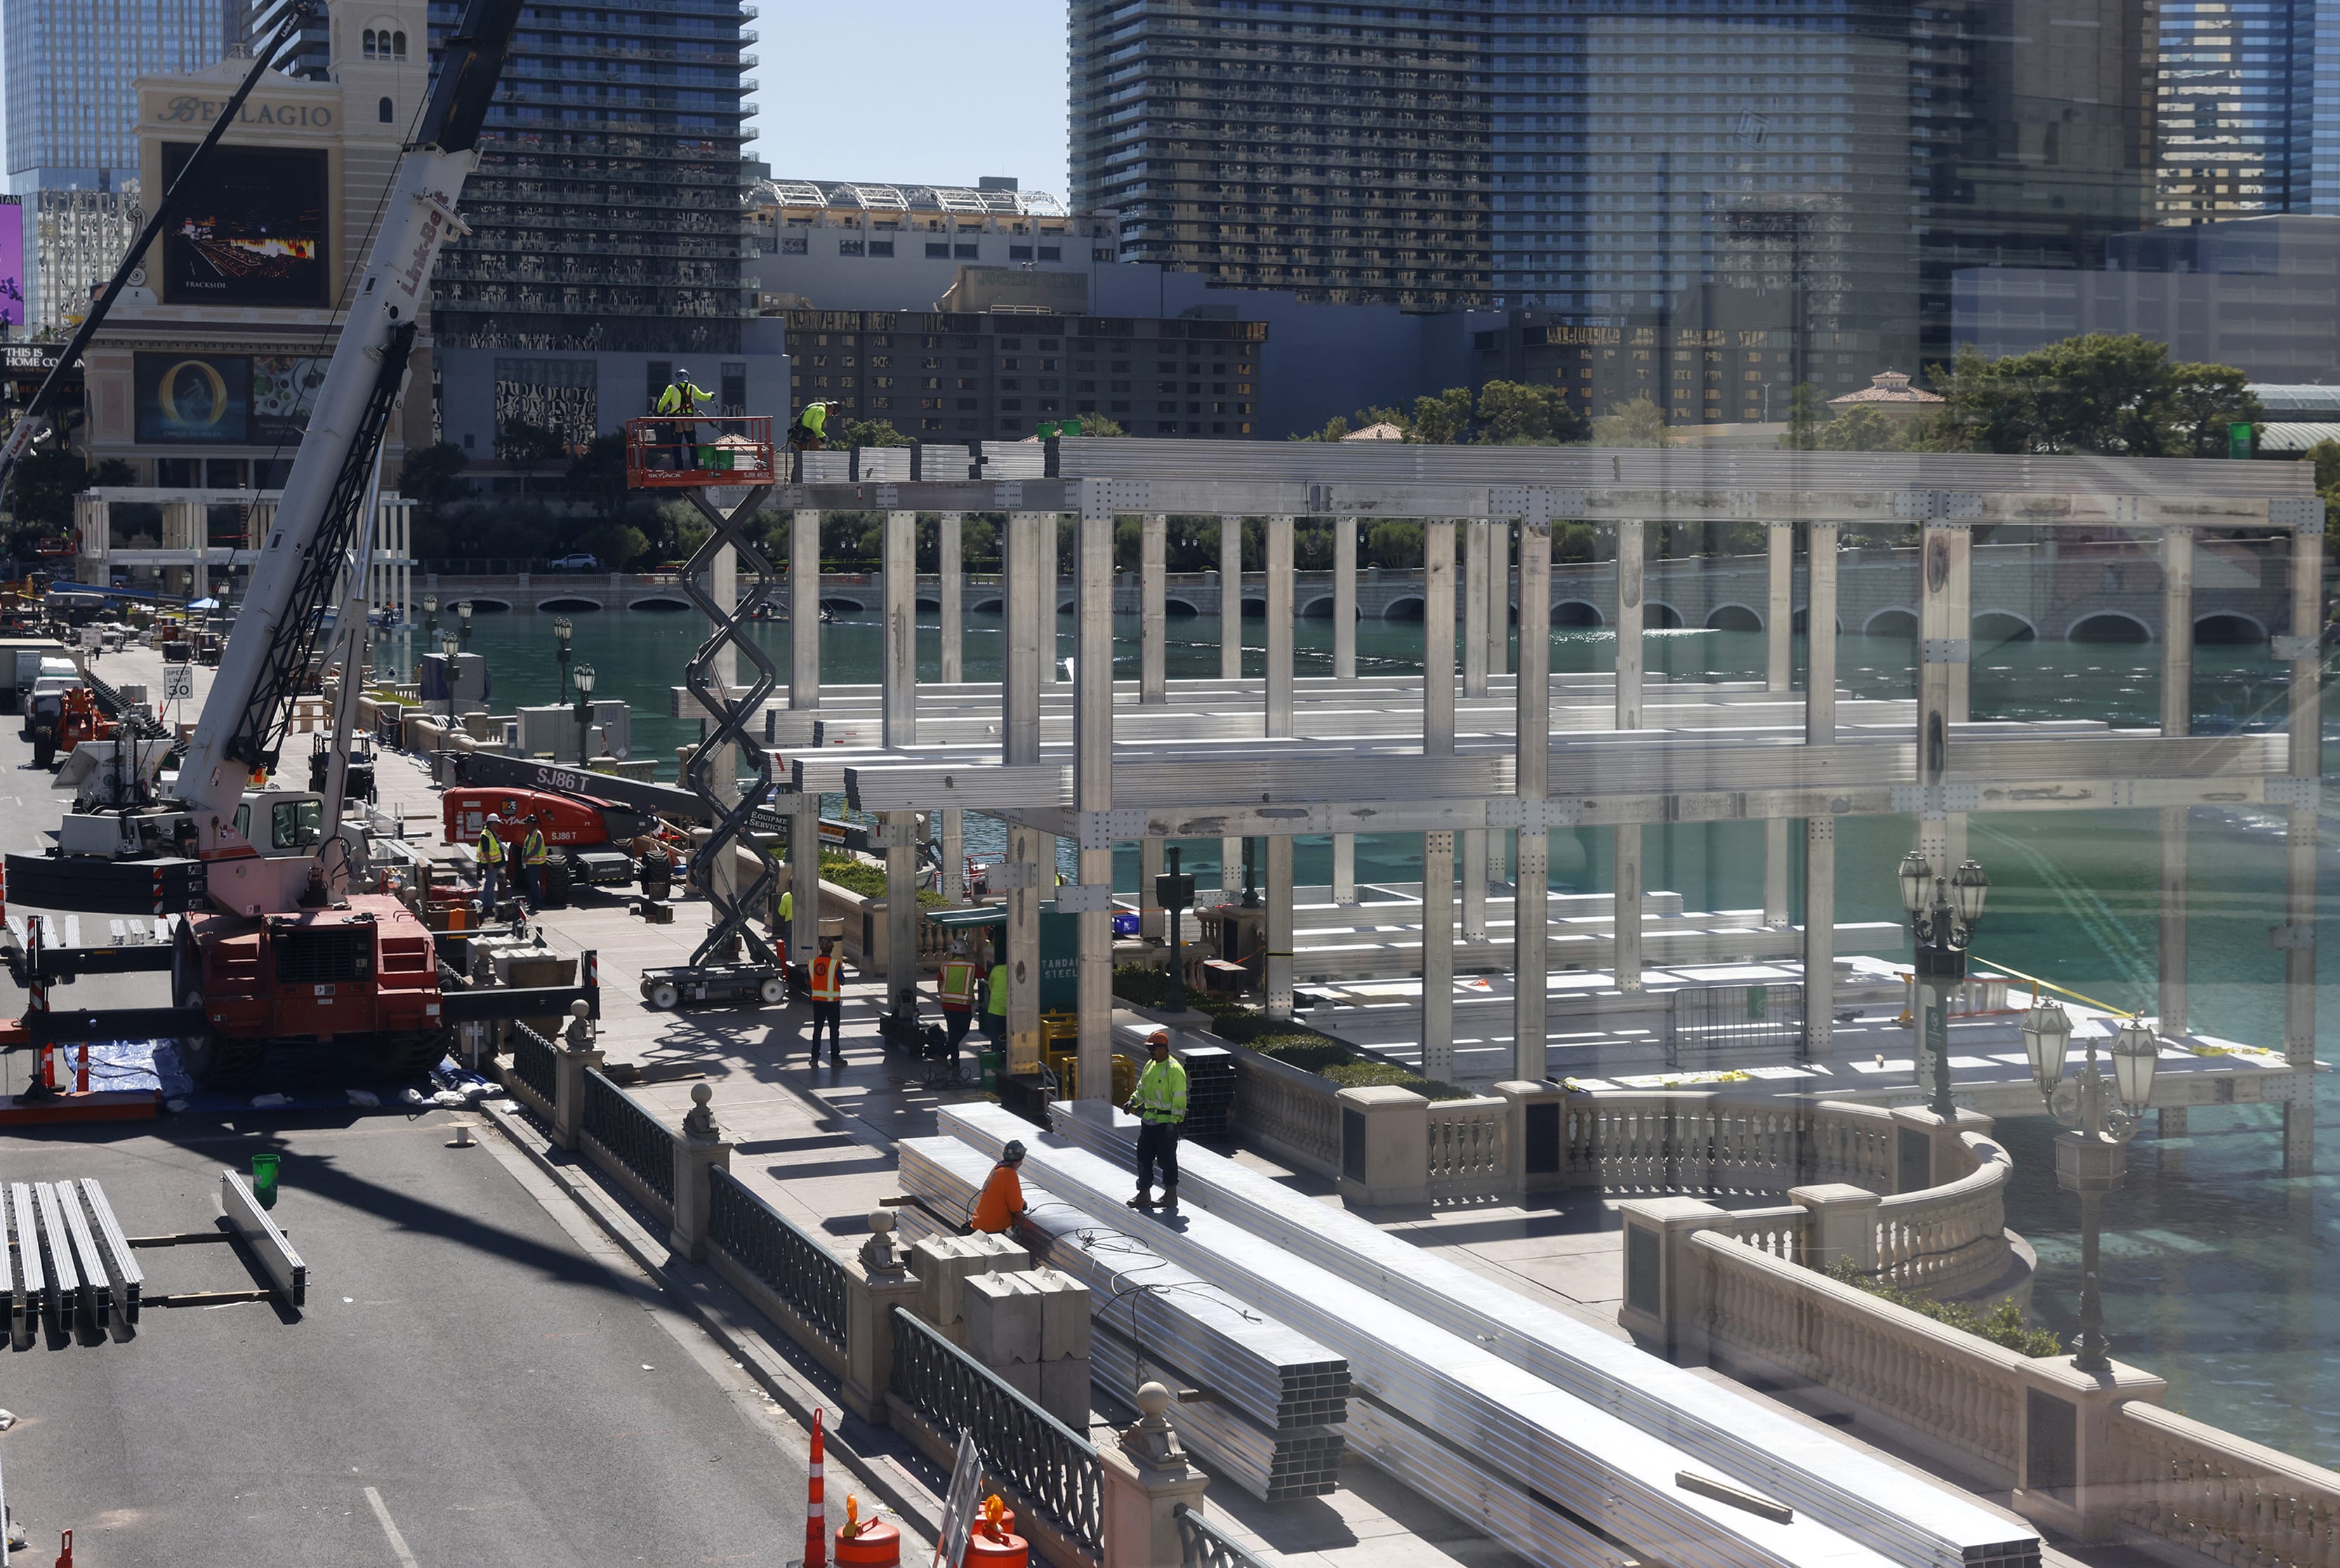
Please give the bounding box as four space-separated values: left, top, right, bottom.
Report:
883 510 916 750
1493 1079 1566 1195
1613 823 1644 992
1615 1196 1730 1362
550 1031 604 1152
1615 519 1644 729
669 1084 732 1263
1264 514 1293 738
1336 1085 1429 1206
1463 519 1490 698
1806 520 1838 745
1421 830 1453 1079
1804 816 1836 1057
1099 1386 1212 1568
886 810 918 1009
1140 512 1168 705
1264 835 1294 1021
1333 514 1358 684
939 511 964 684
1889 1105 1992 1192
1514 510 1552 1082
1219 514 1243 679
1076 498 1116 1098
1788 1182 1879 1274
2014 1357 2170 1544
2282 522 2322 1176
1765 519 1794 694
842 1216 923 1427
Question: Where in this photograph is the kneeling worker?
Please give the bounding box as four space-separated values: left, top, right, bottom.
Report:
970 1139 1027 1234
1126 1030 1187 1209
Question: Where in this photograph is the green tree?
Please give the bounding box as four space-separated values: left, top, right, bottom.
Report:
1779 382 1829 450
1077 410 1125 437
9 446 87 534
400 441 471 526
495 419 568 465
2162 361 2258 459
1930 334 2257 457
1812 405 1908 453
1592 395 1669 447
1362 519 1424 567
565 432 630 513
1410 387 1474 446
576 521 654 571
2306 439 2340 495
835 417 911 448
1475 380 1587 444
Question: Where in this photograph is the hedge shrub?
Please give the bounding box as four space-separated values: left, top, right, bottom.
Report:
1826 1263 2062 1356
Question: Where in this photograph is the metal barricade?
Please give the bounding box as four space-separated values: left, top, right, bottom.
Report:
1667 981 1805 1070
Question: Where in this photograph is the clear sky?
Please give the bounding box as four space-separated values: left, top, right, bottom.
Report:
743 3 1071 197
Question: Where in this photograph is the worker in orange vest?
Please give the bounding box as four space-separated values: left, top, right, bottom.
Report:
807 934 845 1066
934 938 979 1058
970 1140 1026 1233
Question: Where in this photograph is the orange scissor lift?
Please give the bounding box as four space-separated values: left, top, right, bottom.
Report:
623 415 776 489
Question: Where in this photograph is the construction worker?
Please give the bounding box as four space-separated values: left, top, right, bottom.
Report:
654 370 713 470
935 939 979 1055
655 370 713 418
788 398 840 452
982 947 1009 1046
807 934 845 1066
477 813 507 909
1125 1030 1188 1209
517 813 549 912
970 1140 1027 1234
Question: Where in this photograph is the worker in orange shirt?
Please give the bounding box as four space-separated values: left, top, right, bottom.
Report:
807 934 845 1066
970 1140 1026 1234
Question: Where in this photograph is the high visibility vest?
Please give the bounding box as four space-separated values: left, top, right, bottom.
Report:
522 829 548 865
810 955 842 1002
656 384 680 415
779 889 793 923
1135 1056 1189 1124
477 828 505 865
802 403 827 437
939 959 977 1009
985 963 1009 1016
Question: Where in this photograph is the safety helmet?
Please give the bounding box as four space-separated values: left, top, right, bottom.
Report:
1146 1029 1170 1049
486 813 503 823
1002 1140 1026 1163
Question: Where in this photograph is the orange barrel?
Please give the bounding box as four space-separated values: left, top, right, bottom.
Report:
965 1530 1029 1567
833 1520 901 1567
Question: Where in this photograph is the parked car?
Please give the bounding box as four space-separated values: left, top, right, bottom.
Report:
547 553 599 571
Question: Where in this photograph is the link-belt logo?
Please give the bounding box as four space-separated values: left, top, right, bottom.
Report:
397 204 447 297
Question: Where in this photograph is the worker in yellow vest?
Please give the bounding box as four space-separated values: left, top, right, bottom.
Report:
476 813 507 910
518 815 550 912
1125 1030 1188 1209
934 940 979 1057
807 934 845 1066
982 951 1009 1047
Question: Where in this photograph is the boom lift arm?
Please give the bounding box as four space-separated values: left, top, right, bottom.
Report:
174 0 524 893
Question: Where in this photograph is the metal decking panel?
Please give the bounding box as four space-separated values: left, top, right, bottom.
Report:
53 1181 110 1329
9 1185 41 1336
220 1171 306 1308
32 1182 81 1328
77 1179 143 1325
0 1185 16 1350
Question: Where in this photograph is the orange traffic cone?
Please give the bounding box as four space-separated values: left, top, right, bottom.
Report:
805 1408 826 1568
834 1496 901 1567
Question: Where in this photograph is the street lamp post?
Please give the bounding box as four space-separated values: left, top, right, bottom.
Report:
1898 851 1990 1117
423 593 439 642
572 662 596 766
438 630 461 719
457 599 474 651
553 616 573 702
2025 1000 2157 1374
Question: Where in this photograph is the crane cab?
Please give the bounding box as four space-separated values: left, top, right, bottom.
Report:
234 790 328 857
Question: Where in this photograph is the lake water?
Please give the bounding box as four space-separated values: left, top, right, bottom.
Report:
380 602 2340 1460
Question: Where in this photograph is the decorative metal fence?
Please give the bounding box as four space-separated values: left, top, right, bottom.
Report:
581 1068 675 1205
1667 981 1804 1070
1174 1505 1276 1568
706 1168 846 1352
508 1021 557 1106
890 1305 1103 1560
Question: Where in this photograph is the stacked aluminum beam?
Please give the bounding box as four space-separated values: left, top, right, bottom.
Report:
1040 1104 2042 1568
897 1136 1347 1499
935 1104 1895 1568
5 1180 146 1345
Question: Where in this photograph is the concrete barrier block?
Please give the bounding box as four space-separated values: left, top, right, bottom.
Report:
912 1235 981 1325
1030 1265 1094 1360
1041 1354 1092 1428
963 1269 1043 1367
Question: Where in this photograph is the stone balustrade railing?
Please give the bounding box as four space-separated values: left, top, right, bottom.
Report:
2110 1402 2340 1568
1425 1098 1507 1195
1224 1047 1342 1180
1875 1138 2014 1298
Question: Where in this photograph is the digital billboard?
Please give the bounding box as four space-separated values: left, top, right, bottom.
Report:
159 143 329 307
135 354 251 444
0 197 23 329
251 354 329 444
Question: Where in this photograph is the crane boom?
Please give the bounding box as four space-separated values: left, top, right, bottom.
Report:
176 0 524 865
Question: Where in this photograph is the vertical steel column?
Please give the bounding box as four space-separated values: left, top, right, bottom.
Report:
1331 835 1356 905
790 507 822 964
1916 523 1969 877
886 809 917 1009
1764 820 1790 927
2160 526 2194 1037
1462 830 1488 942
1333 515 1358 684
1614 825 1644 993
2282 521 2323 1175
1075 492 1116 1098
1003 512 1045 1077
1806 521 1838 745
941 809 964 905
1219 514 1243 679
883 510 916 750
1422 830 1455 1081
1424 521 1456 754
938 512 963 684
1464 520 1490 698
1489 518 1512 677
1615 519 1644 730
1514 505 1552 1082
1765 520 1794 694
1804 816 1836 1056
1041 513 1061 686
1140 512 1168 705
1266 835 1295 1021
1266 514 1294 738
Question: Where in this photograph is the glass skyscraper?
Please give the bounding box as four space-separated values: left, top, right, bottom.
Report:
425 0 758 357
3 0 239 190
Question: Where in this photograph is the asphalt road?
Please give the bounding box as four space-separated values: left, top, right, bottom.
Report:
1 1112 812 1566
0 684 817 1563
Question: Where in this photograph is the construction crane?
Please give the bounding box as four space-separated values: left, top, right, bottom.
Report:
1 0 564 1089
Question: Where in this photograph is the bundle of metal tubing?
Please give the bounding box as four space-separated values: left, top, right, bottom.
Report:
936 1103 1898 1568
1039 1103 2042 1568
896 1136 1348 1499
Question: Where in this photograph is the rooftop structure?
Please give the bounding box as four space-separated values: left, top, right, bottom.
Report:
1828 370 1945 423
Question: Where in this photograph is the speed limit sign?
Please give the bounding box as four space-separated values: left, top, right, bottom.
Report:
164 665 194 703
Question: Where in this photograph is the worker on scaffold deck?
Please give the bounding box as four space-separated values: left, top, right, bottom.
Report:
787 398 841 453
1126 1030 1188 1209
654 369 713 470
